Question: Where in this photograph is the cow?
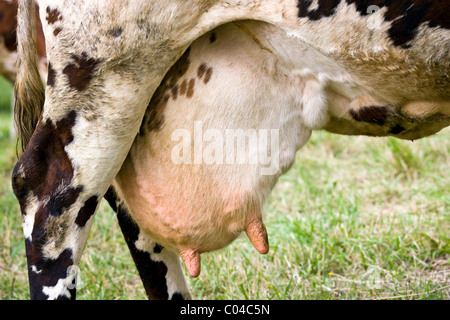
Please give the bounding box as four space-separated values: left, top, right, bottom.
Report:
11 0 449 300
0 0 46 138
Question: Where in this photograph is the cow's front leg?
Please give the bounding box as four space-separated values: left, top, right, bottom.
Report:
11 0 193 300
104 187 191 300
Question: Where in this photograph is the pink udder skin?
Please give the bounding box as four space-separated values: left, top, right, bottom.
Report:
115 159 269 277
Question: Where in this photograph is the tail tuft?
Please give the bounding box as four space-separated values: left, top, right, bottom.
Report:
14 0 45 152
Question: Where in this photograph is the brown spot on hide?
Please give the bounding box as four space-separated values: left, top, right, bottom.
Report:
153 244 163 254
171 84 179 100
186 78 195 98
75 196 98 227
197 63 207 79
197 63 213 84
204 67 213 84
63 52 100 91
46 186 82 217
179 79 187 96
349 105 388 126
107 27 123 37
47 62 56 87
46 6 62 24
53 27 62 36
140 47 191 134
297 0 340 20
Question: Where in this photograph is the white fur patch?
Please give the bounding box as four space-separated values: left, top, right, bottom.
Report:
22 194 40 241
31 265 42 274
42 274 75 300
302 80 329 129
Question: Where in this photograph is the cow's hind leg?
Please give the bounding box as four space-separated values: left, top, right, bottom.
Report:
12 83 158 299
12 69 164 299
11 52 169 300
104 187 191 300
11 0 195 300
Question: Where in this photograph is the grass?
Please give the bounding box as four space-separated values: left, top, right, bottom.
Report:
0 76 448 300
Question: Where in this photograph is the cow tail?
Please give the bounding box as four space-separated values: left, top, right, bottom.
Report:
14 0 45 152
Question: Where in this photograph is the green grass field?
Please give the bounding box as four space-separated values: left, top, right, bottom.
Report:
0 77 448 300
